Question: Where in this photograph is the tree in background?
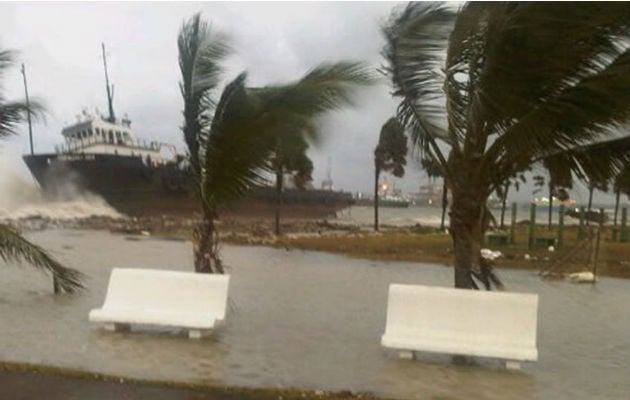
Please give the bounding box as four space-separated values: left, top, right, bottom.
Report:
0 49 82 293
270 129 314 236
374 117 407 231
383 3 630 289
179 14 374 272
420 155 446 231
532 155 573 229
613 164 630 226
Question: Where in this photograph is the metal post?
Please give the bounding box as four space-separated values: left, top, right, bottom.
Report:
594 208 604 279
20 63 34 155
621 207 628 242
510 202 517 244
558 205 565 249
528 203 536 250
578 206 586 240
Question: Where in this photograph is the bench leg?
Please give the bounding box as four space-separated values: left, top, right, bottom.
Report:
189 329 204 339
104 323 130 332
399 350 415 360
505 360 521 370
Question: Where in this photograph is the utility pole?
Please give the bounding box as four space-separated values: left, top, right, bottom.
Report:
20 63 34 155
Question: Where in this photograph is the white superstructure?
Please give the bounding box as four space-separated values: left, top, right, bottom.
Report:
55 110 173 165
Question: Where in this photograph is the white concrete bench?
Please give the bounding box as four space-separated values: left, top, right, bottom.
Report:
89 268 230 339
381 284 538 368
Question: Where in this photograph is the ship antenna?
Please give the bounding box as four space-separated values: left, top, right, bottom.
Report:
101 43 115 122
20 63 34 155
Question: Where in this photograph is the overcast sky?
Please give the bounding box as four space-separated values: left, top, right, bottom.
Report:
0 2 425 195
0 2 623 205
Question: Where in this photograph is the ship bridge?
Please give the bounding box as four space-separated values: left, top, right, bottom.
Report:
56 111 172 165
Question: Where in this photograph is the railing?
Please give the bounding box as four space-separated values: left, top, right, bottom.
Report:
55 136 161 154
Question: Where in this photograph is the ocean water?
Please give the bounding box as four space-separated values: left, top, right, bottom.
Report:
0 229 628 400
336 205 607 228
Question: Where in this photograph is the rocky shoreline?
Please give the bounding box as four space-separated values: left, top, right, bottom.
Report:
3 214 436 243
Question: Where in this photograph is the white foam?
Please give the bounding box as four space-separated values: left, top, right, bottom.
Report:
0 157 122 221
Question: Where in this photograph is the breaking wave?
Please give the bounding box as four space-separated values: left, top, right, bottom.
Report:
0 159 123 221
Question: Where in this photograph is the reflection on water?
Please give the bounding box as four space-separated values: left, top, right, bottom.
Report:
0 229 628 400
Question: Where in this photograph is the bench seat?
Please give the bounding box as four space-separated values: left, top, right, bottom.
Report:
89 268 229 337
381 284 538 365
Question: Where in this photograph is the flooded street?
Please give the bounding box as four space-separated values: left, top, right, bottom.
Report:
0 229 628 400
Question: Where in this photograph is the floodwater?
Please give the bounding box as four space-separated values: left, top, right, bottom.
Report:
1 229 629 400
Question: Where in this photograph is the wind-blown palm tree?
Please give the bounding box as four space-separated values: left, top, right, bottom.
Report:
383 2 630 289
270 130 314 236
0 49 82 293
179 14 374 273
374 117 407 231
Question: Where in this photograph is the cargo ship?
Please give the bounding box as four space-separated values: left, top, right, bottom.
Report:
22 45 353 219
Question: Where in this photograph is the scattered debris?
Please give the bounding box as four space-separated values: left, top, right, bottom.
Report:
480 248 503 260
568 271 597 283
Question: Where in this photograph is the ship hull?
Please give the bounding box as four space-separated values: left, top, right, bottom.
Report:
23 153 353 219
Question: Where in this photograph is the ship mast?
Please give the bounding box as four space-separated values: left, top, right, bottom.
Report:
20 63 34 155
101 43 115 123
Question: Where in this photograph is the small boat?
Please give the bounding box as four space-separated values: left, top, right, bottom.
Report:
376 178 410 208
532 196 576 211
378 195 410 208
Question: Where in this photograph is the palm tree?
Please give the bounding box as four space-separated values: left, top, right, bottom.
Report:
179 14 374 273
539 155 573 229
374 117 407 231
613 164 630 226
0 50 82 293
383 3 630 289
270 129 314 236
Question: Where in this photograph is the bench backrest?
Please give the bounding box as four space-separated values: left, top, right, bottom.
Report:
384 284 538 353
102 268 229 320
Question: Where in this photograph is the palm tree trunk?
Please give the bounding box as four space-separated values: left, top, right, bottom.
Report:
440 177 448 231
614 189 620 226
500 181 509 229
548 183 553 230
275 165 284 236
193 204 223 274
374 167 380 231
449 187 483 289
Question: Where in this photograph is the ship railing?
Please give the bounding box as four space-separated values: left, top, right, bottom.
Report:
56 136 163 154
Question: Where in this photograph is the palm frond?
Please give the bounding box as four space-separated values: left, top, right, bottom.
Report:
0 50 17 77
0 49 45 137
252 62 375 125
0 100 45 138
0 224 83 293
488 48 630 179
201 61 374 210
375 117 408 178
178 13 230 178
382 2 456 174
201 73 275 208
